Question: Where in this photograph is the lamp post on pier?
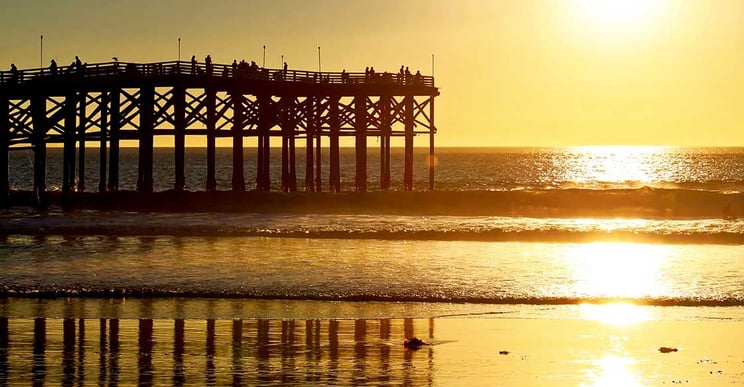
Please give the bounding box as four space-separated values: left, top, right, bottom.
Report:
40 35 43 69
263 45 266 68
178 37 181 61
317 46 321 73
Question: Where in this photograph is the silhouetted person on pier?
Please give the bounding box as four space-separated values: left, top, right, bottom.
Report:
365 66 369 79
75 56 82 69
191 55 197 74
232 60 238 76
49 59 57 75
341 69 348 83
205 55 213 75
405 66 411 84
9 63 18 82
398 65 404 83
283 61 287 74
414 70 422 85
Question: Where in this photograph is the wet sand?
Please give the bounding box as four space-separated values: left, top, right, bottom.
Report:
1 299 742 385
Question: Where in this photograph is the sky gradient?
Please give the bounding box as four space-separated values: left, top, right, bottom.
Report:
2 0 744 147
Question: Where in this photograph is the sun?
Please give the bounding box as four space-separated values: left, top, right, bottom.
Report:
572 0 664 33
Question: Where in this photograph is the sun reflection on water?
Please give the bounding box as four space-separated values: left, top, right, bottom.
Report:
579 302 651 326
583 355 646 387
564 242 669 300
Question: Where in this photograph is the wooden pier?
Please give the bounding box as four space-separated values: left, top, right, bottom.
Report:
0 60 438 206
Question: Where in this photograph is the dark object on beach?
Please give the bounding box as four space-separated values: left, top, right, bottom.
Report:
658 346 678 353
499 350 509 355
403 337 429 350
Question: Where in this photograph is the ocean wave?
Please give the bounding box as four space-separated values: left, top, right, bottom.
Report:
1 286 742 307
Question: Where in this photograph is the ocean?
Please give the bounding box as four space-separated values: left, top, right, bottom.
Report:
1 146 743 385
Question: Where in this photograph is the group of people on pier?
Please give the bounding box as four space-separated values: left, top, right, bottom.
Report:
3 57 429 87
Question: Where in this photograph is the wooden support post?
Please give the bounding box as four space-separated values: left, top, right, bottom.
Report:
0 96 9 206
281 99 290 192
354 95 367 192
429 96 435 190
206 88 217 191
98 91 109 192
231 91 245 191
99 92 108 193
380 95 392 190
108 89 120 191
137 85 154 193
288 116 297 192
256 95 270 190
174 86 186 192
404 95 414 191
315 121 322 192
329 97 340 192
62 94 76 197
304 97 314 191
31 95 47 207
77 92 86 192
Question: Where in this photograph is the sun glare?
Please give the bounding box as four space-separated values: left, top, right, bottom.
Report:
579 303 651 326
572 0 663 33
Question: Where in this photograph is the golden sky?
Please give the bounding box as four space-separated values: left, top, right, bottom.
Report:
2 0 744 147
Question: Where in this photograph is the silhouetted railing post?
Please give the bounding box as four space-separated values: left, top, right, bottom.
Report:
137 85 154 192
174 86 186 192
404 95 414 191
31 95 47 207
355 95 367 192
205 88 217 191
99 92 108 193
0 96 9 206
77 92 87 192
108 90 120 191
304 97 315 191
232 91 245 191
329 97 340 192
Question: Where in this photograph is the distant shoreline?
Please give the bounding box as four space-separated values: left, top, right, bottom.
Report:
4 188 742 219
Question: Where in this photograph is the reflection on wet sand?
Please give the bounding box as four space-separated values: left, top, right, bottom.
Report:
0 317 433 385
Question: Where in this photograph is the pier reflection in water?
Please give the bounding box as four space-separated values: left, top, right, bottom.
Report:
0 317 433 385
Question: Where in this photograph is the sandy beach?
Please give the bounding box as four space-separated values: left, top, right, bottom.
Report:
1 299 742 385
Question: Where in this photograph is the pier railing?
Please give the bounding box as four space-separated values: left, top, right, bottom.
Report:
0 60 435 88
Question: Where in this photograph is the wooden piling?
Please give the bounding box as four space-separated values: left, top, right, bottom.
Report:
174 86 186 192
0 96 7 206
31 95 47 206
231 91 245 191
305 97 315 191
380 95 392 190
137 85 154 193
77 92 86 192
205 88 217 191
404 95 414 191
256 94 271 190
355 95 367 192
108 89 120 191
63 93 76 197
429 96 435 190
329 97 340 192
281 97 291 192
99 92 108 193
